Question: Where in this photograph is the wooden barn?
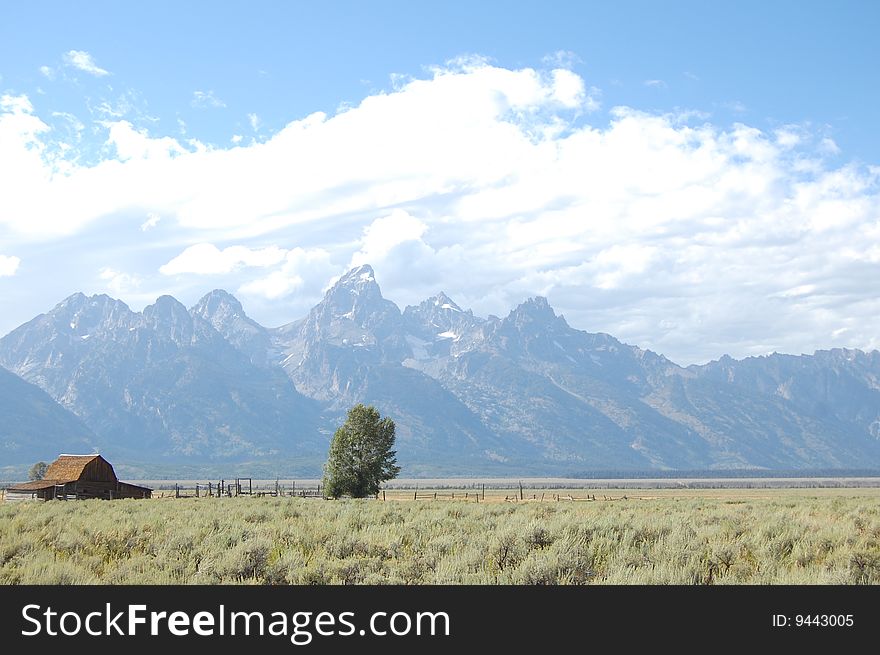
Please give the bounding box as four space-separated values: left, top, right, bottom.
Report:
5 454 151 502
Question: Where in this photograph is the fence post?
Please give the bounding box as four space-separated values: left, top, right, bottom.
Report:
519 481 523 501
413 491 417 501
175 484 179 499
482 484 485 501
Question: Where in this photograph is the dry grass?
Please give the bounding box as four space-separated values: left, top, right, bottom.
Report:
1 491 878 584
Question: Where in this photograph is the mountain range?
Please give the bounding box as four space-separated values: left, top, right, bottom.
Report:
2 264 880 476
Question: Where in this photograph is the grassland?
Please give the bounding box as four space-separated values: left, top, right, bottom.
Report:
1 489 879 584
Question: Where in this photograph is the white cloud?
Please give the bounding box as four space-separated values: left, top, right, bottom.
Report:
63 50 109 76
644 79 667 88
550 69 586 108
192 90 226 109
820 137 841 155
1 94 35 114
0 255 21 277
351 210 427 266
777 284 816 298
39 65 55 80
231 134 243 144
238 269 303 299
159 243 289 275
541 50 582 69
98 267 139 293
238 247 333 300
593 244 657 290
1 61 879 363
105 120 187 161
775 127 802 149
140 213 161 231
248 113 261 131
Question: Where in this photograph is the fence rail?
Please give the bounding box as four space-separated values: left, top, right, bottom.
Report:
152 479 325 499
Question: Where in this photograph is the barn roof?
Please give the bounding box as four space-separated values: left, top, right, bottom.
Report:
117 481 153 493
44 454 106 482
7 480 58 491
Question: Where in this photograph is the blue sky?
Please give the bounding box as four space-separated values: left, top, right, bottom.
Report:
1 1 879 364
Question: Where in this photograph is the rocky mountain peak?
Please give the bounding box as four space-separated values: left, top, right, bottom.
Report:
503 296 567 333
145 294 190 319
142 295 195 345
337 264 376 286
404 292 465 318
57 291 88 309
190 289 270 366
316 264 398 328
4 266 880 473
191 289 245 318
52 293 134 335
432 292 461 311
402 292 483 348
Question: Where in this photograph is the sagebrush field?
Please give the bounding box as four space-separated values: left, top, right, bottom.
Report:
1 490 879 584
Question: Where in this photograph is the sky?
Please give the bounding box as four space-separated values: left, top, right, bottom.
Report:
1 0 879 365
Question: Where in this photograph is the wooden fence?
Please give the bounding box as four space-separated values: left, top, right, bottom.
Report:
412 491 483 502
154 479 325 499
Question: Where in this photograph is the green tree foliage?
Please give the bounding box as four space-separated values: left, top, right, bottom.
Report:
323 404 401 498
28 461 48 481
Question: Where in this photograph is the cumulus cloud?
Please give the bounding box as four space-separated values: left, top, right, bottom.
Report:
1 60 879 363
0 255 21 277
105 120 187 161
63 50 109 76
159 244 289 275
351 210 428 266
98 267 140 293
238 247 334 300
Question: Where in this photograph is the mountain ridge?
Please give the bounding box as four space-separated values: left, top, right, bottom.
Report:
2 266 879 474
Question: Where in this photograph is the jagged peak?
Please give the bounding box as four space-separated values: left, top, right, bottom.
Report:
191 289 244 314
144 294 190 318
431 291 462 312
405 291 464 315
336 264 376 286
51 293 133 323
55 292 125 309
322 265 384 304
508 296 557 320
58 291 87 306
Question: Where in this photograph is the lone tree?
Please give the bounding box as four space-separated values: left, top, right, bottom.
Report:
323 404 400 498
27 461 48 481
